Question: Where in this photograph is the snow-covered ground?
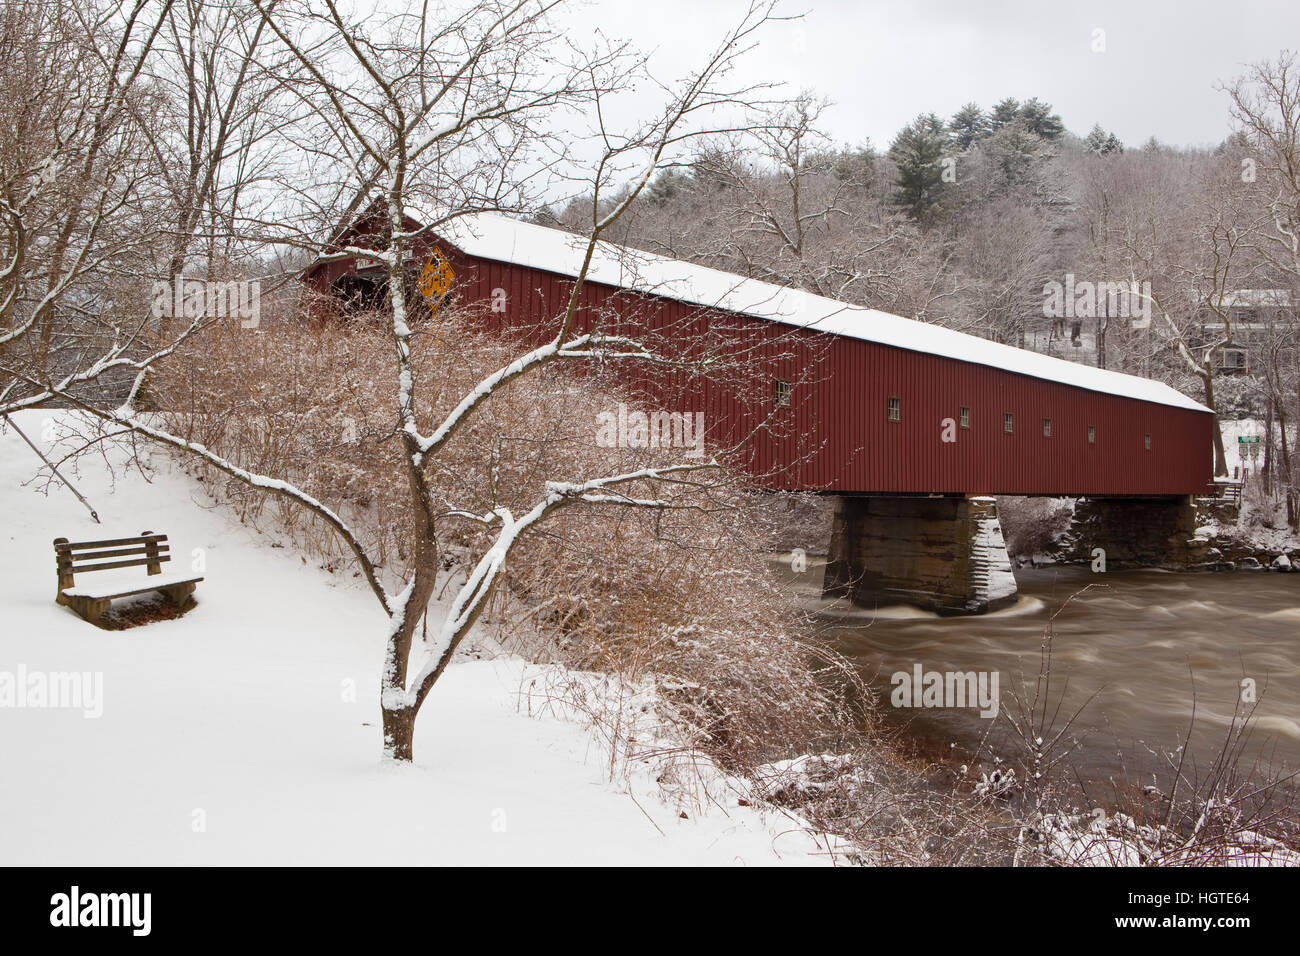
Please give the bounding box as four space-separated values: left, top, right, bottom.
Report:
0 411 830 865
1206 417 1300 555
1220 416 1296 477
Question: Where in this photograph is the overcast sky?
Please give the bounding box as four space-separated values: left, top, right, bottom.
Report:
562 0 1299 150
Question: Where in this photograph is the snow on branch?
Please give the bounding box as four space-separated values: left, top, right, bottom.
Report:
414 332 659 455
395 460 719 709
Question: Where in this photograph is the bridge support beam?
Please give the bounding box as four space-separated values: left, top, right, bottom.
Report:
823 495 1018 615
1064 495 1202 569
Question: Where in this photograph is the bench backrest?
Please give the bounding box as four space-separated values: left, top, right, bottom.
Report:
54 532 169 591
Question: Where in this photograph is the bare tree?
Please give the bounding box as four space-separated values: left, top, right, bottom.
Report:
1117 150 1267 477
141 0 283 310
0 0 281 418
588 94 963 326
0 0 179 414
27 0 789 762
953 196 1052 346
1227 52 1300 523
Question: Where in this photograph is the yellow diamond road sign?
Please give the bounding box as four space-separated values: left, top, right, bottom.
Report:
418 247 455 308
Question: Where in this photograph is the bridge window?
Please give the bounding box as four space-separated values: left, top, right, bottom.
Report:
1145 434 1152 450
887 396 901 422
775 380 792 408
1042 418 1052 438
1003 413 1013 434
959 406 970 429
1088 425 1095 444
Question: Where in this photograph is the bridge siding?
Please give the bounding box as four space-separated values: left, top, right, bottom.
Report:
307 231 1213 498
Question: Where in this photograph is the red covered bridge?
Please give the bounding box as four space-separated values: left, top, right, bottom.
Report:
305 209 1215 613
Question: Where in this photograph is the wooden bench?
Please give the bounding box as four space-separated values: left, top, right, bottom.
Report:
54 531 203 626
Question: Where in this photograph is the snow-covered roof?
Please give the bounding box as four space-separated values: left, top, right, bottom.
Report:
427 211 1210 413
1222 289 1294 309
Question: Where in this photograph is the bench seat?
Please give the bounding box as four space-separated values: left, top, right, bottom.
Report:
61 570 205 601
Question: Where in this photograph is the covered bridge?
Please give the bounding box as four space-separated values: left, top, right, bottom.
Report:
305 209 1215 613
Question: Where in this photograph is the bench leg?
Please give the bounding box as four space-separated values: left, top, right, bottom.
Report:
73 596 110 626
161 582 196 608
88 599 109 626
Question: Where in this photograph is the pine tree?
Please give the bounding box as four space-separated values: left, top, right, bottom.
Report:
888 113 948 219
645 168 693 206
1085 123 1123 155
983 123 1052 195
949 102 990 150
1084 123 1107 153
989 97 1021 131
1018 98 1065 140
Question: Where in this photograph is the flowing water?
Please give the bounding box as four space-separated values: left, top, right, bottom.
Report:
782 558 1300 784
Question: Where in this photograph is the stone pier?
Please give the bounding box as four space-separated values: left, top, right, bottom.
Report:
1063 495 1203 569
823 495 1018 615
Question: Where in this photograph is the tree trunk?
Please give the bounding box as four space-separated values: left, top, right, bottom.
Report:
382 706 416 762
1265 391 1275 495
1293 376 1300 529
1278 404 1296 528
1203 369 1227 477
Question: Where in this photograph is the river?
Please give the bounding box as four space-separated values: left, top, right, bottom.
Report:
782 558 1300 785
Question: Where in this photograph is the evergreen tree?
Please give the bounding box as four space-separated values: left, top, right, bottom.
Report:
888 113 948 219
982 123 1052 195
989 97 1021 131
949 102 990 150
1085 123 1123 154
645 168 694 206
1018 97 1065 140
